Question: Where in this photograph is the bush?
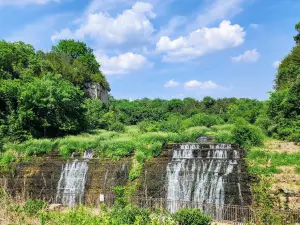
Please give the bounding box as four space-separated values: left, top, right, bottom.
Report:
232 119 264 149
172 208 212 225
214 130 234 143
23 199 48 215
254 115 273 136
177 126 210 142
160 115 183 133
84 99 107 129
108 122 125 132
138 120 160 133
183 113 224 128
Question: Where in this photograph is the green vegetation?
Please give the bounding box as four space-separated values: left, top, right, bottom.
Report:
246 148 300 176
172 208 212 225
0 39 109 141
0 187 211 225
268 22 300 141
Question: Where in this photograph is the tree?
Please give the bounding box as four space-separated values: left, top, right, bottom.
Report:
12 73 85 138
52 40 93 59
202 96 216 109
294 22 300 44
0 41 41 79
51 40 110 90
228 99 264 124
84 99 107 129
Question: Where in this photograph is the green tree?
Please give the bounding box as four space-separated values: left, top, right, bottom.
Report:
228 99 263 124
8 73 86 138
51 39 110 90
0 41 41 79
202 96 216 109
84 99 107 129
294 21 300 44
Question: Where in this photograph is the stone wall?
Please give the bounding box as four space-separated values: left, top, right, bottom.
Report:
137 144 253 206
0 152 131 205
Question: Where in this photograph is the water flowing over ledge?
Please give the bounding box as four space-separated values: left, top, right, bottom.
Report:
166 144 244 213
56 150 94 207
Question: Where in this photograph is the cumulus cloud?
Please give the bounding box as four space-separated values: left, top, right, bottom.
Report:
52 2 155 45
187 0 244 32
0 0 59 6
184 80 218 89
51 28 74 42
156 20 245 62
96 52 150 75
164 79 180 88
273 60 281 69
231 49 260 63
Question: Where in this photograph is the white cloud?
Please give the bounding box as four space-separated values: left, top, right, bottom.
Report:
187 0 244 32
156 20 245 62
249 23 260 29
96 52 150 75
52 2 156 45
184 80 218 89
273 60 281 69
51 28 74 42
164 79 180 88
231 49 260 63
0 0 59 6
156 16 187 38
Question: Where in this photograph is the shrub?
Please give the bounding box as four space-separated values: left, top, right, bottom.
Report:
138 120 160 133
0 151 16 168
172 208 212 225
129 162 143 181
254 115 273 136
177 126 210 142
214 130 234 143
99 140 135 158
232 119 264 149
84 99 106 129
109 186 151 225
135 151 148 163
183 113 224 128
109 204 151 225
22 199 48 215
160 115 183 133
108 122 125 132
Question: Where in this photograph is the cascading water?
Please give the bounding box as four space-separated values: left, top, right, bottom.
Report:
56 150 93 207
166 144 243 214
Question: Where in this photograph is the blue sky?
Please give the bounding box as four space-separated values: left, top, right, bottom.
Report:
0 0 299 100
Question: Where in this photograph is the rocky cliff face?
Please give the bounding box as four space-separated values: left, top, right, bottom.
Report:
84 82 108 104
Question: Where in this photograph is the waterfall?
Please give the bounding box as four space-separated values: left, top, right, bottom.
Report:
166 144 243 213
56 150 92 207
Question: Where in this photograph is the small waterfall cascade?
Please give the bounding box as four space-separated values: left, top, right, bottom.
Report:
56 150 93 207
166 144 244 213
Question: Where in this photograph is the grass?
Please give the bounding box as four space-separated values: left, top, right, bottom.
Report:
247 142 300 176
247 149 300 167
0 124 265 170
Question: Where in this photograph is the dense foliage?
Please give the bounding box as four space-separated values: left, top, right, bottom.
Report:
172 208 212 225
268 22 300 141
0 40 109 140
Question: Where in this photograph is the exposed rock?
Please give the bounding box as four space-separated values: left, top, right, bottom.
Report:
84 82 108 104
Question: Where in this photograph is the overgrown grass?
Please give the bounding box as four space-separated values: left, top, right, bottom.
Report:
247 149 300 167
0 123 265 170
